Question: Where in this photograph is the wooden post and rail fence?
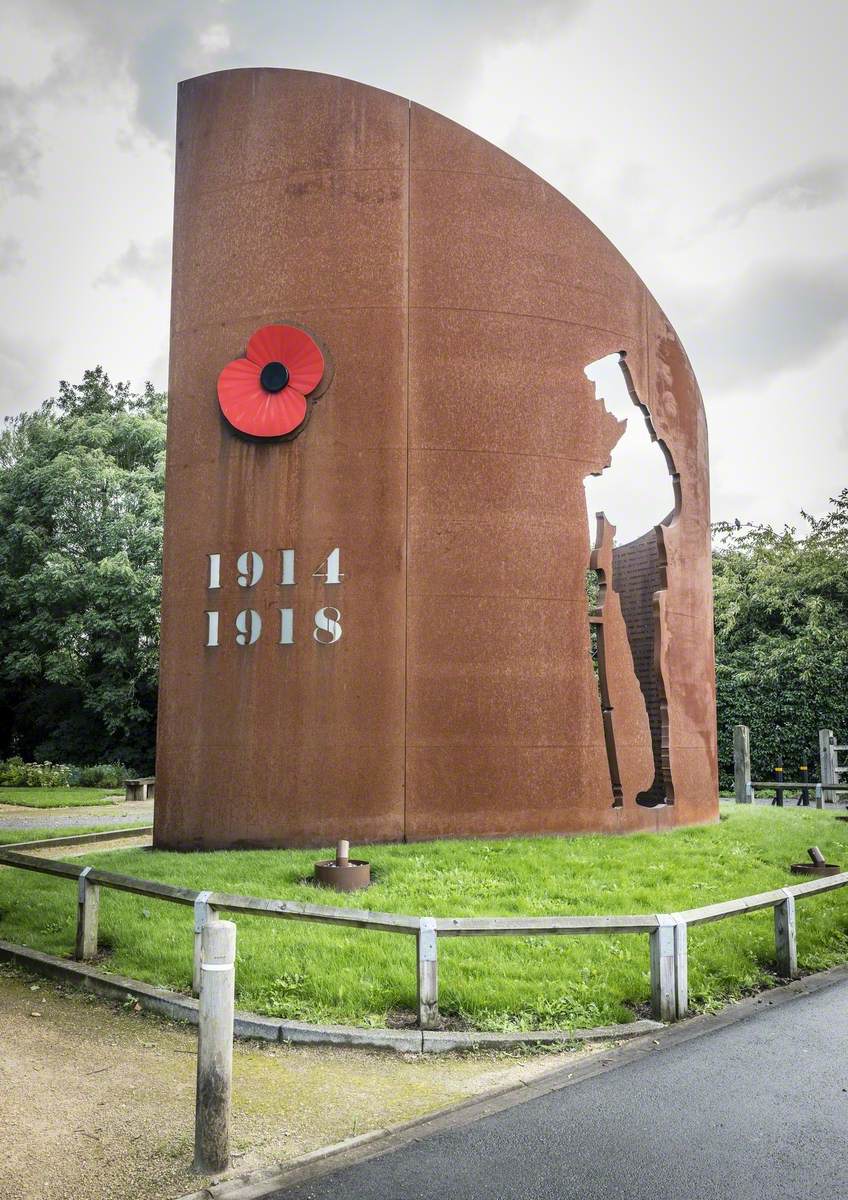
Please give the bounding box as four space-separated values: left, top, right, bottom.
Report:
733 725 847 807
2 845 847 1030
3 838 848 1167
2 735 843 1169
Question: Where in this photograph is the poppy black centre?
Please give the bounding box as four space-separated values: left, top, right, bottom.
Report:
260 361 289 393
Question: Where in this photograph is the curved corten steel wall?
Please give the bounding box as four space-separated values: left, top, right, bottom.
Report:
155 68 718 849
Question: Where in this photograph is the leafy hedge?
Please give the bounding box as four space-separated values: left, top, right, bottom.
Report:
0 757 126 788
0 757 71 787
713 491 848 788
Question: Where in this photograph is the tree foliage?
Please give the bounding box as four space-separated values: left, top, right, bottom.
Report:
0 369 166 772
712 490 848 786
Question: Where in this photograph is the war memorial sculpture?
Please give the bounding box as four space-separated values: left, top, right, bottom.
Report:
154 68 718 849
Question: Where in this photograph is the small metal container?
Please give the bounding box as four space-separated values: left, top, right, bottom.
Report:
314 839 371 892
790 846 840 876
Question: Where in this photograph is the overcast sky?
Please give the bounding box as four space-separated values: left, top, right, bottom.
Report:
1 0 845 531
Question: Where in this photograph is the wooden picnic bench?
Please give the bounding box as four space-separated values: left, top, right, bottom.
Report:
124 776 155 803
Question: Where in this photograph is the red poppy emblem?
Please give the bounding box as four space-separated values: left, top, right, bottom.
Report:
217 325 325 439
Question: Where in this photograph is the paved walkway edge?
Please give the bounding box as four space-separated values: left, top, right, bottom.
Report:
7 827 153 850
173 961 848 1200
0 938 661 1052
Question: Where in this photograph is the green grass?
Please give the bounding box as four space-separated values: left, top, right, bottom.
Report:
1 804 847 1032
0 825 107 844
0 787 122 809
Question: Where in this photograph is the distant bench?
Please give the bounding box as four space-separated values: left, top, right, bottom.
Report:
124 777 155 803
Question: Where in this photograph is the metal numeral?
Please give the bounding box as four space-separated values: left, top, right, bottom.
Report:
280 549 295 586
235 609 261 646
314 607 342 644
279 608 294 645
236 551 263 588
313 547 343 585
205 611 219 647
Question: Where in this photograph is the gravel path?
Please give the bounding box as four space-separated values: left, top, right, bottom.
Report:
0 962 586 1200
0 798 154 831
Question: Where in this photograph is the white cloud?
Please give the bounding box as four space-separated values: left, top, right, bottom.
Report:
0 0 845 529
0 79 41 197
679 258 848 391
97 236 171 289
199 23 231 54
714 160 848 228
0 235 24 273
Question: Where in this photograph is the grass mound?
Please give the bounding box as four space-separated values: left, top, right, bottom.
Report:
0 787 122 809
1 804 847 1031
0 825 109 844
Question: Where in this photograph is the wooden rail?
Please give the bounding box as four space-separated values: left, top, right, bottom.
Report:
432 914 659 935
750 781 844 789
2 847 847 1030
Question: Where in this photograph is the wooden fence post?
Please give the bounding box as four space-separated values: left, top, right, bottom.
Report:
774 890 797 979
193 891 213 997
75 867 100 961
820 730 836 798
650 916 677 1022
815 783 824 810
417 917 439 1030
194 919 235 1174
733 725 751 803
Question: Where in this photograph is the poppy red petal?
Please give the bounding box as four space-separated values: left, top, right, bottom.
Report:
218 358 262 410
245 325 289 366
217 358 307 438
278 328 324 395
245 324 324 395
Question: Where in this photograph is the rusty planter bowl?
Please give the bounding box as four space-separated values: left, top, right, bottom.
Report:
790 862 841 877
314 860 371 891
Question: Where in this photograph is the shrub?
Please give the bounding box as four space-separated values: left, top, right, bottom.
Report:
75 763 126 789
0 757 72 787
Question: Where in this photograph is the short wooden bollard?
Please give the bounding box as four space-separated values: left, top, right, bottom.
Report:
194 919 235 1174
417 917 439 1030
774 891 797 979
650 916 681 1022
75 867 100 961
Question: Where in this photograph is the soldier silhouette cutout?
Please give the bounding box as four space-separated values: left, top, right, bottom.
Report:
584 351 678 808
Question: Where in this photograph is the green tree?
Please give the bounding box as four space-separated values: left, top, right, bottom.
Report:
0 369 166 771
712 490 848 787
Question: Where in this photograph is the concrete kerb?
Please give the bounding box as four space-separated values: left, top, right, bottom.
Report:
175 960 848 1200
0 937 661 1053
6 827 153 851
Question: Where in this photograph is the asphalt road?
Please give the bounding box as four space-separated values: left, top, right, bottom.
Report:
276 979 848 1200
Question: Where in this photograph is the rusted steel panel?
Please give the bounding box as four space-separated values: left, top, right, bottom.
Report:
155 70 718 848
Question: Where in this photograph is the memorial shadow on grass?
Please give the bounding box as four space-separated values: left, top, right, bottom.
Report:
2 805 848 1033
